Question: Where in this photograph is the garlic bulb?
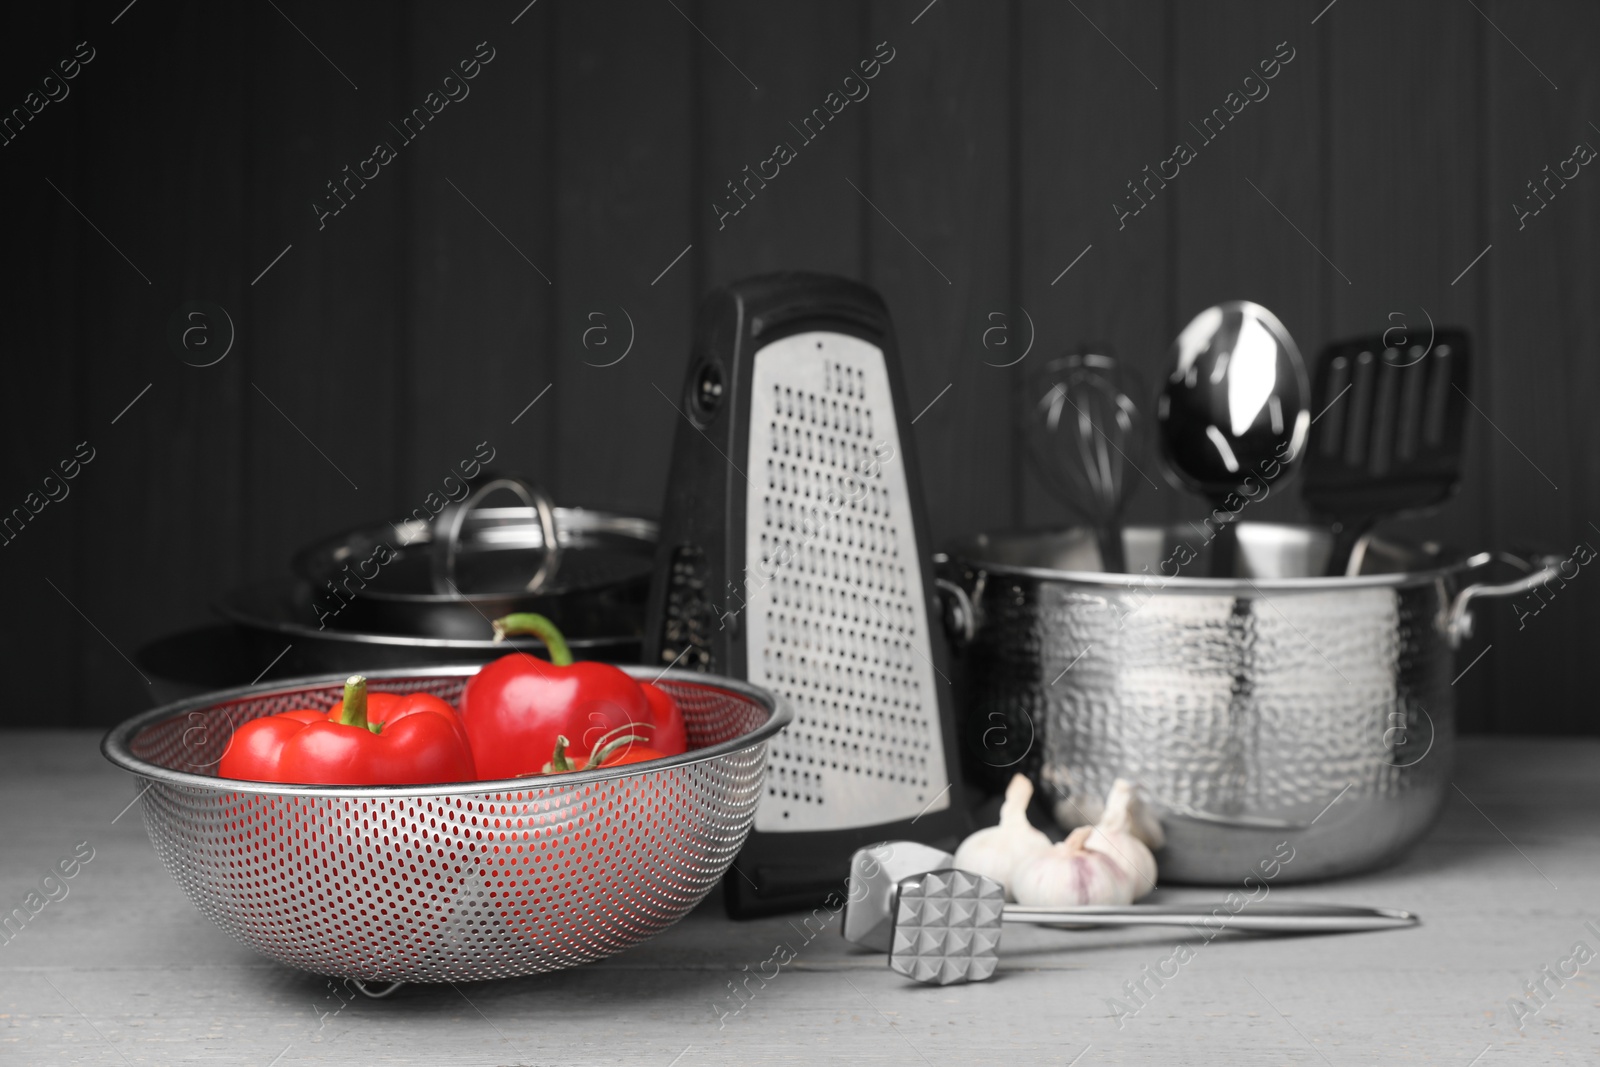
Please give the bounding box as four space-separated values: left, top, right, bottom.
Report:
953 774 1053 901
1052 792 1104 833
1052 772 1165 850
1111 776 1165 851
1014 778 1158 907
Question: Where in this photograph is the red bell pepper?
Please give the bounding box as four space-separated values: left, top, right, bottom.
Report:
459 613 687 780
218 676 476 785
640 681 687 756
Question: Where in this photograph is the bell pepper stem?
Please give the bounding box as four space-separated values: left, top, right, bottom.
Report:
334 675 381 735
546 734 575 773
491 613 574 666
540 729 651 774
585 732 651 769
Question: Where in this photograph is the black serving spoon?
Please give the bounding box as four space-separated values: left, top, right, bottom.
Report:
1157 301 1311 577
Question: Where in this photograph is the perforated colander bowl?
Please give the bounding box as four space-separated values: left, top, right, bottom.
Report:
102 666 788 983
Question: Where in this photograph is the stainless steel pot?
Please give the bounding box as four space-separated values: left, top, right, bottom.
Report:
938 523 1560 884
292 503 656 640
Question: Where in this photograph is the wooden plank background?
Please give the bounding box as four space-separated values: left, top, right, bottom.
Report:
0 0 1593 734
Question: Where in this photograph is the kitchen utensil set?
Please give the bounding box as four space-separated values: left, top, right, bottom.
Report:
127 276 1474 964
1030 305 1471 576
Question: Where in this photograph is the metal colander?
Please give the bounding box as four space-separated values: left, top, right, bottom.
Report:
101 666 789 983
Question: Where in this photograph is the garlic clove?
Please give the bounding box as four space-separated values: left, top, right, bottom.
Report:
1013 827 1138 907
1101 777 1166 852
1012 778 1159 907
1053 794 1104 833
1049 766 1104 833
1053 774 1165 851
953 774 1053 902
1080 824 1158 902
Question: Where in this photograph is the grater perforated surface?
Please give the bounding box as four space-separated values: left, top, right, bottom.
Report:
744 331 950 832
102 667 784 982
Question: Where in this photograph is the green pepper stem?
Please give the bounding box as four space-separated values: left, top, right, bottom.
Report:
491 613 573 666
335 675 381 735
540 730 651 774
584 733 651 769
546 734 575 773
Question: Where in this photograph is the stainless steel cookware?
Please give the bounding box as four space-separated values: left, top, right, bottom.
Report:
210 577 642 689
101 666 789 983
939 522 1560 883
292 501 656 641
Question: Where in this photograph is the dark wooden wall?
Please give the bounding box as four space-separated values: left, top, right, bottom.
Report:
3 0 1596 733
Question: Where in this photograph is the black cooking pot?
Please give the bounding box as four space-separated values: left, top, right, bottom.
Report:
291 476 656 641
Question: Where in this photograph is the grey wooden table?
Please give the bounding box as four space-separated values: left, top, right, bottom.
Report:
2 731 1596 1065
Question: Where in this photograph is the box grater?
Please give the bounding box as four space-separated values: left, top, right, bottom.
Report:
645 272 969 917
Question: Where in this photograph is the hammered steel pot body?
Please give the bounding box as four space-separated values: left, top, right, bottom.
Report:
942 524 1491 885
102 667 788 982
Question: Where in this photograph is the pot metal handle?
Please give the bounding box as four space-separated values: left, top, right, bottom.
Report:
1445 550 1565 648
430 474 562 597
935 578 977 645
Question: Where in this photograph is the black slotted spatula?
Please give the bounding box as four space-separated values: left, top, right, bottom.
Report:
1303 329 1471 576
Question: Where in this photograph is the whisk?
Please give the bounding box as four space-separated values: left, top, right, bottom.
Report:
1022 350 1146 573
